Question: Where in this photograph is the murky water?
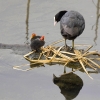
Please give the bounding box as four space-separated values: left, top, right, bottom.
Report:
0 0 100 100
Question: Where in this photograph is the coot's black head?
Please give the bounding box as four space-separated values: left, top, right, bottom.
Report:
54 10 67 26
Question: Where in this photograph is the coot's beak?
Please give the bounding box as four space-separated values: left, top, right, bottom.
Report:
54 21 57 26
54 17 57 26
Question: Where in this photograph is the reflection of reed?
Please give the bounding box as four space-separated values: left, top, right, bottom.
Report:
25 0 30 45
92 0 100 45
53 73 83 100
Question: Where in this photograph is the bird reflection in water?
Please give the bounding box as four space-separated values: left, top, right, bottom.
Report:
53 73 83 100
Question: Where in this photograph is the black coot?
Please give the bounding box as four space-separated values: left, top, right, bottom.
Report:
30 33 45 52
54 10 85 50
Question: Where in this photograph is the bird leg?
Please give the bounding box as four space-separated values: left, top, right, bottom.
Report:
72 39 74 50
65 39 69 51
64 66 66 73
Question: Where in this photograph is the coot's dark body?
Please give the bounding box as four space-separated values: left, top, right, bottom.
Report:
60 10 85 40
30 35 45 52
54 10 85 49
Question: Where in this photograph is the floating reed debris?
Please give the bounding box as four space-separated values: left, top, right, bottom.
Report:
13 39 100 79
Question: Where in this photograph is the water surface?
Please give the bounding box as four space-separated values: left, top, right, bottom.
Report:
0 0 100 100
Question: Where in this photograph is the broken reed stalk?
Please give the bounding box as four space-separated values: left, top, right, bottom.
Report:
84 51 99 56
49 46 63 62
60 51 76 56
74 49 94 79
51 47 74 62
50 39 64 46
79 59 93 79
83 58 97 70
83 45 93 56
24 50 35 57
86 58 100 68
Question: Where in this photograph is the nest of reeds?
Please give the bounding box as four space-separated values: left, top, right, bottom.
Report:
13 39 100 79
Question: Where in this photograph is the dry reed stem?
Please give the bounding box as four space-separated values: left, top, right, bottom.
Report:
75 44 92 47
74 49 93 79
86 58 100 68
79 59 93 79
64 61 70 67
84 51 99 56
48 57 67 62
50 39 64 46
51 47 74 62
49 46 62 62
83 45 93 56
60 51 76 56
38 53 42 60
82 58 97 70
95 58 100 60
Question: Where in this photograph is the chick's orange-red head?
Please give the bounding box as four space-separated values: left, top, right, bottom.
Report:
40 36 44 41
31 33 36 39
